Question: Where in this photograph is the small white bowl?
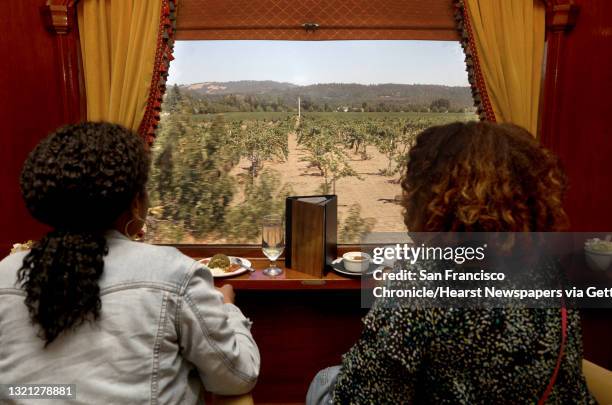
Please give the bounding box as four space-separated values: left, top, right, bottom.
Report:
585 247 612 271
342 251 371 273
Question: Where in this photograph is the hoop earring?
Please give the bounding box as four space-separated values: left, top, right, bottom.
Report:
124 218 137 241
124 213 147 241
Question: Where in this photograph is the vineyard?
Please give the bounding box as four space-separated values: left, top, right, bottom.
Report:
147 91 476 244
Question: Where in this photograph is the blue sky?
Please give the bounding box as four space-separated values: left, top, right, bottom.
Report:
167 40 469 87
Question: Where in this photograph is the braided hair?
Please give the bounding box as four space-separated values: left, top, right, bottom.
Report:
18 122 149 346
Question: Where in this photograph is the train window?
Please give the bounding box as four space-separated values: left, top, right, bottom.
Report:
147 40 476 244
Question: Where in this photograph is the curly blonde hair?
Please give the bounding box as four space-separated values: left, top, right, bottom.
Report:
401 122 569 232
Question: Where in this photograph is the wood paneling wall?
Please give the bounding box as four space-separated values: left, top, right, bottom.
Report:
237 291 366 403
540 0 612 369
0 0 82 255
541 0 612 232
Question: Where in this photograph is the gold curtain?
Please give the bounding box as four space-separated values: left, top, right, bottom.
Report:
463 0 545 135
78 0 161 132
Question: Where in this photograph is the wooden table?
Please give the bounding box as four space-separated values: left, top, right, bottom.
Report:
210 258 362 290
191 255 366 404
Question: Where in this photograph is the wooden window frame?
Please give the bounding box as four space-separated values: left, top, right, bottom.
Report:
157 1 580 253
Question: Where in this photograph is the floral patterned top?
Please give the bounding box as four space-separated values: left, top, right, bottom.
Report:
333 252 595 405
332 303 595 404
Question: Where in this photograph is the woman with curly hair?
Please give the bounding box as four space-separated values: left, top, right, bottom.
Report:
0 122 259 403
307 122 594 404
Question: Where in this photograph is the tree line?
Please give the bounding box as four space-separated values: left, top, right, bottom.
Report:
165 84 471 115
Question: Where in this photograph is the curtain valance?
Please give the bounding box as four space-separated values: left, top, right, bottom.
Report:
175 0 459 41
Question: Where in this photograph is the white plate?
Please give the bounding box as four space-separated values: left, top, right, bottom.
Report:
330 258 382 277
200 256 252 278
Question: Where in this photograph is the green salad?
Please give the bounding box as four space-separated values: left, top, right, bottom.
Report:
585 238 612 253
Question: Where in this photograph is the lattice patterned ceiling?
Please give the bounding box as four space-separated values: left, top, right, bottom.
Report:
176 0 459 41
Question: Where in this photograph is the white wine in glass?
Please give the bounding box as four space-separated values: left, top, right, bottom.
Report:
262 215 284 277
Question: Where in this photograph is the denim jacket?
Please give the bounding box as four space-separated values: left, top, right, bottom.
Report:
0 231 260 404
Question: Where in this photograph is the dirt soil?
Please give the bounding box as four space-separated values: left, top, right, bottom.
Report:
229 133 406 234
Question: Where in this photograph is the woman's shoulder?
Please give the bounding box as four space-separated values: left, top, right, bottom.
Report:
0 235 208 292
99 234 207 291
0 250 29 290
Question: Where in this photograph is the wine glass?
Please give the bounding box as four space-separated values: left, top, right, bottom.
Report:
262 215 285 277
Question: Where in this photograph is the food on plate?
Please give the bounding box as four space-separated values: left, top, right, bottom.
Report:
585 238 612 253
208 254 231 271
203 254 243 276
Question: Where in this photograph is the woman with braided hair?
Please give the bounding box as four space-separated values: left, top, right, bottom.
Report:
0 122 259 404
